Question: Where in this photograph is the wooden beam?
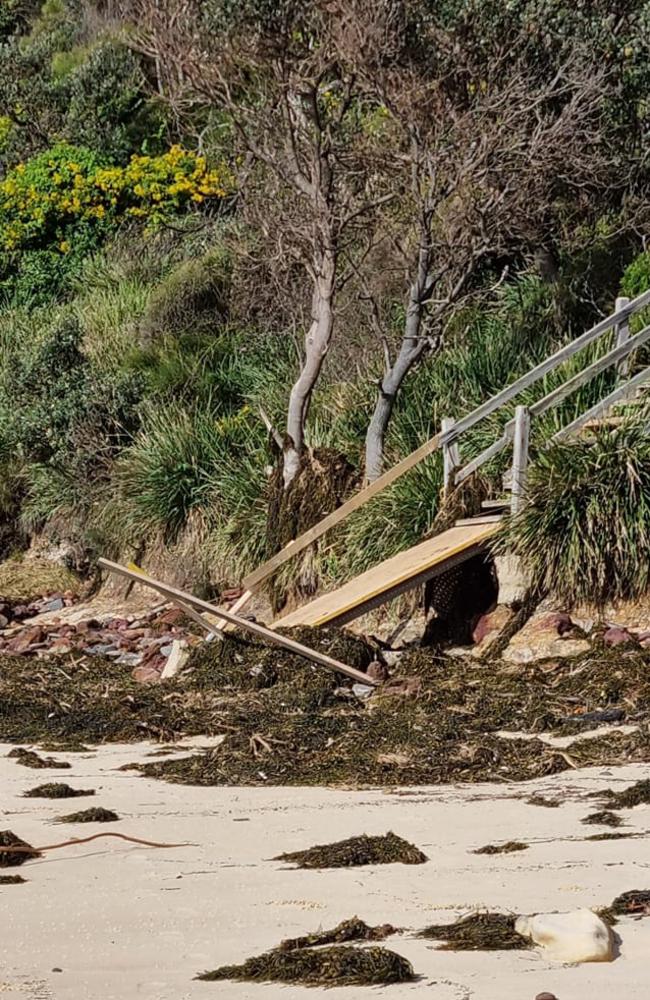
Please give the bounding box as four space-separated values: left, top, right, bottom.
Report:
510 406 530 515
615 296 631 378
98 559 378 687
242 432 441 590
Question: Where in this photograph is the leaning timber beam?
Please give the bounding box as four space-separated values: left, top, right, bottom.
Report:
98 558 377 687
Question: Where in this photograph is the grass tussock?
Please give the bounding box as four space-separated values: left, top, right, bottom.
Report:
418 912 529 950
279 917 397 952
54 807 119 823
0 558 80 602
23 783 95 799
499 422 650 607
273 833 427 869
196 945 415 986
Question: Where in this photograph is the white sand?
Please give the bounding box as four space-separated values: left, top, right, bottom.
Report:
2 742 650 999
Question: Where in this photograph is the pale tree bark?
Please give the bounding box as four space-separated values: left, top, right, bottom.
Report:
364 237 431 482
284 247 337 486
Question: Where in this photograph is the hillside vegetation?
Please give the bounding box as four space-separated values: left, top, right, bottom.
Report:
2 0 650 605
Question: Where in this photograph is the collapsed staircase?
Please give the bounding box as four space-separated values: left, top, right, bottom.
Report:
251 291 650 629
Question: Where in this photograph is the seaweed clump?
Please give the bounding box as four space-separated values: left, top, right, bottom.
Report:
602 779 650 809
0 831 40 867
0 874 26 884
473 841 528 855
273 832 427 869
279 917 397 952
609 890 650 917
196 945 414 986
7 748 70 769
418 912 529 951
586 832 632 842
54 807 119 823
23 783 94 799
582 810 623 827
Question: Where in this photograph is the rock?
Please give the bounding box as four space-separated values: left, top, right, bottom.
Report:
535 994 559 1000
602 626 637 647
366 660 389 682
471 604 513 651
0 614 8 629
156 607 186 627
503 609 590 665
515 909 613 963
132 665 163 685
161 639 189 680
41 597 65 613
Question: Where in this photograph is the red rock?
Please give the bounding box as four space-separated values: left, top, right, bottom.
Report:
132 665 163 684
603 626 636 646
155 608 186 627
538 612 574 636
367 661 389 682
8 627 45 653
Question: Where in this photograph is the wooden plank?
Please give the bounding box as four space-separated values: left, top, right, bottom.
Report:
242 431 441 590
510 406 530 515
272 521 499 630
214 589 252 633
442 417 460 493
552 365 650 442
125 562 222 639
98 559 378 687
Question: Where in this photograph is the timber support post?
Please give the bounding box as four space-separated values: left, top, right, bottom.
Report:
510 405 530 515
615 296 631 378
442 417 460 494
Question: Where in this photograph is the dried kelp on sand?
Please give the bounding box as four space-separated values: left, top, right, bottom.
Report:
273 832 427 869
196 945 415 986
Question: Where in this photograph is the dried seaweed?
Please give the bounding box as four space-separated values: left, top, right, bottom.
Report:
418 912 529 950
609 890 650 916
23 783 94 799
586 832 633 841
0 874 26 884
7 748 70 769
0 831 40 867
602 779 650 809
527 795 561 808
582 810 623 827
54 807 119 823
273 832 427 869
196 945 415 986
279 917 397 952
473 841 529 855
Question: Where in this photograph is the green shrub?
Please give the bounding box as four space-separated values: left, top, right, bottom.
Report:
499 421 650 606
136 250 230 343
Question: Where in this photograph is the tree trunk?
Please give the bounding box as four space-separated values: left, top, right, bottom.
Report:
364 241 431 483
283 248 336 487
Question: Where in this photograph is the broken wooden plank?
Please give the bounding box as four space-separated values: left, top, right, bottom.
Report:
98 559 377 687
272 521 499 630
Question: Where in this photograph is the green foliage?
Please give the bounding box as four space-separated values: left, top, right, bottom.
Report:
500 420 650 606
0 143 231 302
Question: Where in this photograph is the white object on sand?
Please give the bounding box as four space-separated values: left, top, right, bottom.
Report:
515 909 613 963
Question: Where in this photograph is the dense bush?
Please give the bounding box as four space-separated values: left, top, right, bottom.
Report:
500 422 650 606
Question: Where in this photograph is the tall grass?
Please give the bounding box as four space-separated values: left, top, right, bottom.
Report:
499 419 650 606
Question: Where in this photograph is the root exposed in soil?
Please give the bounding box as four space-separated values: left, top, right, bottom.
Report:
418 912 529 951
273 832 427 869
0 831 40 867
23 783 95 799
279 917 397 952
473 841 528 855
196 945 415 986
582 811 623 827
54 807 119 823
8 748 70 769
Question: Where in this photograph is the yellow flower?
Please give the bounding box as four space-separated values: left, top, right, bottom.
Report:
59 240 71 253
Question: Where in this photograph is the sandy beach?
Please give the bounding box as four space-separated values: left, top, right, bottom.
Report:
2 741 649 999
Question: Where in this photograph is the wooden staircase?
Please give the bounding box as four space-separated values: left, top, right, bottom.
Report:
239 290 650 629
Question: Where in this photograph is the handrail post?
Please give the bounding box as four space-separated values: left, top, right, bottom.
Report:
615 295 631 378
441 417 460 495
510 405 530 515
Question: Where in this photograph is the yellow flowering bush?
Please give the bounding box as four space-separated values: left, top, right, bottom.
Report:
0 143 232 255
